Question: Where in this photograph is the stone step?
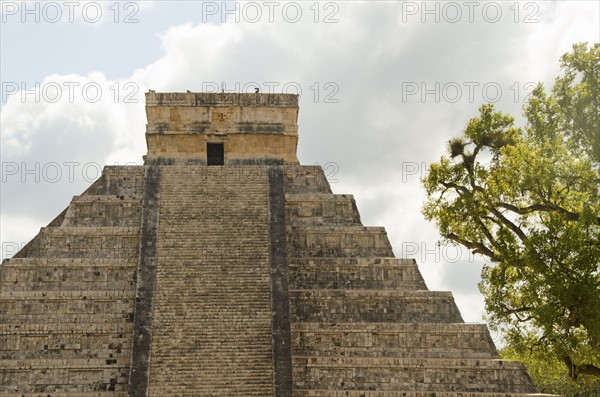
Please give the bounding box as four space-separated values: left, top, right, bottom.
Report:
147 385 273 396
0 257 138 266
292 391 556 397
153 311 273 320
1 325 132 361
0 290 133 300
62 195 142 227
149 358 274 367
288 226 394 258
0 312 133 324
292 322 498 359
0 291 134 325
83 165 145 198
0 311 133 324
14 227 140 259
289 258 427 290
0 393 127 397
0 298 133 314
0 358 131 372
0 388 129 395
0 258 137 292
153 268 271 286
286 193 361 226
0 279 135 292
0 359 129 397
290 290 463 323
0 323 132 334
284 166 333 194
1 347 131 361
292 357 537 393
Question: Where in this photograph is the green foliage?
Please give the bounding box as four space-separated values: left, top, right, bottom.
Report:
552 42 600 163
422 42 600 381
500 347 600 396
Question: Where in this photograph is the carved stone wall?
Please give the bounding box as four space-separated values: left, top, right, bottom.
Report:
144 92 299 165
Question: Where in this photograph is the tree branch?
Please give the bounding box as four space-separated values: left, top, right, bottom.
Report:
446 232 498 261
562 354 600 379
498 305 533 316
495 201 600 224
487 205 529 243
440 181 469 196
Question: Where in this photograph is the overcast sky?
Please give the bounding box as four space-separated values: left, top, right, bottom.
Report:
1 1 599 333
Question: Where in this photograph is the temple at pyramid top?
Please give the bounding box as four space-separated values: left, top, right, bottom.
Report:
144 91 299 165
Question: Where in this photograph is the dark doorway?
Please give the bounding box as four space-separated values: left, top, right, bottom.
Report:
207 143 224 165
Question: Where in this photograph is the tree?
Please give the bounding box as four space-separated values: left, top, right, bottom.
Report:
422 42 600 381
500 346 600 397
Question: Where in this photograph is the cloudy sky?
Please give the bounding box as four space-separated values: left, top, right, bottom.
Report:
1 0 599 332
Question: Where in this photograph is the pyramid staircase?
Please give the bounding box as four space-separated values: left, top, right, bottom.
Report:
0 91 554 396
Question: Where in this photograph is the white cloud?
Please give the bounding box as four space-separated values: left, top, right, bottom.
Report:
0 213 43 259
1 72 147 252
132 22 245 90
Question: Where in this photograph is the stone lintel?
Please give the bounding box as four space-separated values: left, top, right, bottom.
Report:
145 91 298 107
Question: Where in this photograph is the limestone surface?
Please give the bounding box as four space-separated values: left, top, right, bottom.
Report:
0 92 555 396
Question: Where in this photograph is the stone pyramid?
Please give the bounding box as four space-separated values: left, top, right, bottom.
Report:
0 92 549 396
